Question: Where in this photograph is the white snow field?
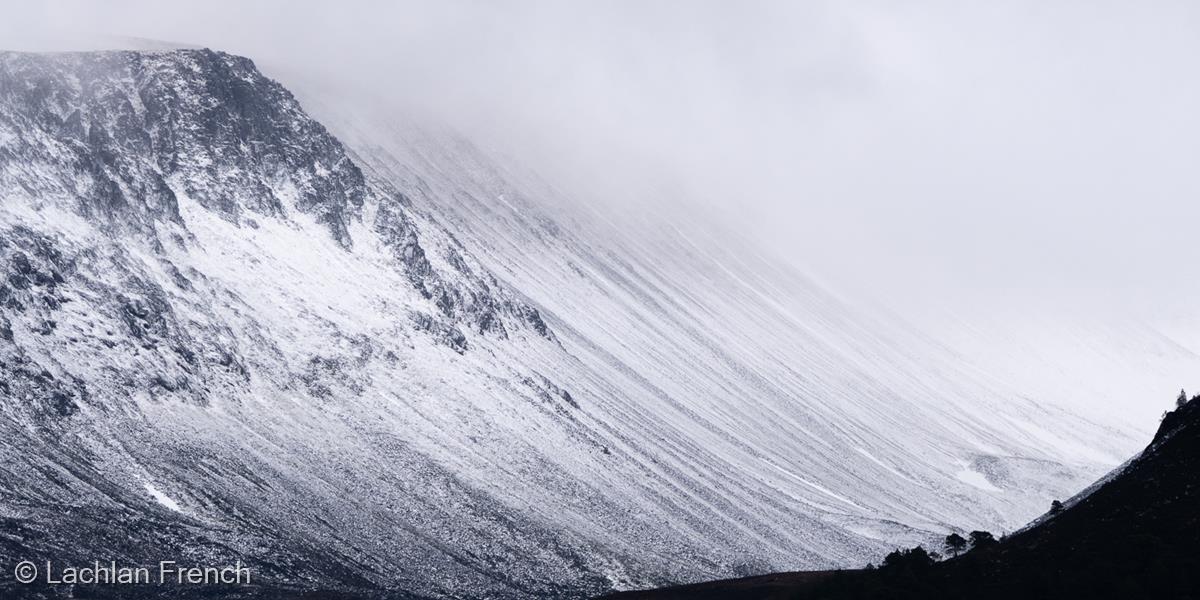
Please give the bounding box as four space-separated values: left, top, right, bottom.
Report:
1 48 1194 599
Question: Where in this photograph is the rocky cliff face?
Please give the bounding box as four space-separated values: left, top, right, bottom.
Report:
0 48 1131 599
0 49 584 599
0 49 552 351
1 50 364 242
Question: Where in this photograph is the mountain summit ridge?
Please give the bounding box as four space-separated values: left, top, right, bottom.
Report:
1 49 365 244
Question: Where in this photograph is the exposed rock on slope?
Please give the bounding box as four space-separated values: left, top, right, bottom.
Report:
0 48 1142 598
1 50 363 242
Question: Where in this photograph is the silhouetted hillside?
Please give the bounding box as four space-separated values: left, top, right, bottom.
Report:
604 395 1200 600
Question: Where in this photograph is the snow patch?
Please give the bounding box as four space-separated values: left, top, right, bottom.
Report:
144 483 184 513
956 467 1002 493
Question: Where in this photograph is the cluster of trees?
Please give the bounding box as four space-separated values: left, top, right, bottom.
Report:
943 530 996 557
845 531 1003 597
873 532 1003 573
870 529 998 574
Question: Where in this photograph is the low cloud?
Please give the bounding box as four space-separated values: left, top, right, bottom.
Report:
4 0 1199 309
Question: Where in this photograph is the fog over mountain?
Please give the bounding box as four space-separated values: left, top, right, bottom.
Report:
1 2 1198 598
6 1 1199 300
7 1 1196 425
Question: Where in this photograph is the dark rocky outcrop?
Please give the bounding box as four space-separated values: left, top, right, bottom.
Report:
0 49 367 246
0 48 555 351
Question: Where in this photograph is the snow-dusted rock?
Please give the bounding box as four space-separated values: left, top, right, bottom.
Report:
0 49 1135 598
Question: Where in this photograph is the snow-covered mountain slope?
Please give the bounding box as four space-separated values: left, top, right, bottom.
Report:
898 299 1200 433
0 48 1148 598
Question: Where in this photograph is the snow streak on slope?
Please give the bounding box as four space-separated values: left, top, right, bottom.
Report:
0 48 1142 599
302 89 1138 545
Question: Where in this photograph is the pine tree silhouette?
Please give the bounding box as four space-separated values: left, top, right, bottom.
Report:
944 533 967 557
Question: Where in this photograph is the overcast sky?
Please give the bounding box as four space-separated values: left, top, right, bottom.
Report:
4 0 1199 310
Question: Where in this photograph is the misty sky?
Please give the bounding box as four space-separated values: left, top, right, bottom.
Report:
4 0 1199 310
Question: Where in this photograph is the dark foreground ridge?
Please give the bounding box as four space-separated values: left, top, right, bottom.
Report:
604 395 1200 600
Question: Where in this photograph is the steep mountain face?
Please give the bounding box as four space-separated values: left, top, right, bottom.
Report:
302 89 1139 522
0 49 583 599
1 49 363 242
0 48 1142 599
0 49 551 346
